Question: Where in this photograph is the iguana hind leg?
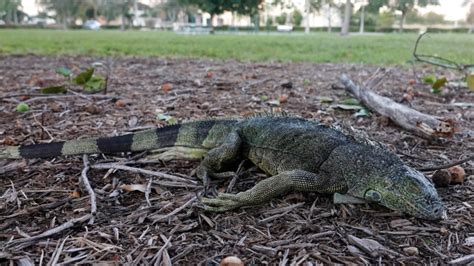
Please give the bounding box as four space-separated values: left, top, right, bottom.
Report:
196 131 242 186
201 170 347 212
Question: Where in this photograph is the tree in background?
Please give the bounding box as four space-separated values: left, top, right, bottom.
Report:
366 0 438 32
303 0 324 33
178 0 228 28
365 0 386 14
340 0 352 36
292 9 303 26
103 0 134 31
464 0 474 33
155 0 188 22
376 10 395 29
358 0 366 33
38 0 82 29
178 0 262 29
231 0 263 29
323 0 337 33
392 0 439 32
275 12 287 25
272 0 293 24
0 0 22 24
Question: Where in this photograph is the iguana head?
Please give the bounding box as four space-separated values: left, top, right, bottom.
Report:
326 144 445 220
358 164 444 220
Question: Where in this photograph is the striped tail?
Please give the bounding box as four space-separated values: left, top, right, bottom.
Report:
0 119 238 159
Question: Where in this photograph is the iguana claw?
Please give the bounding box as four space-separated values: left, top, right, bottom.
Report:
201 193 242 212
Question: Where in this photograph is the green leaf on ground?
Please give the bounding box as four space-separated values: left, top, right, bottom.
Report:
41 85 67 94
467 74 474 91
56 67 72 77
341 98 360 105
157 113 177 124
268 100 280 106
16 103 29 113
431 77 447 93
331 104 364 110
423 75 436 84
73 68 94 85
318 96 333 103
84 76 106 93
354 108 371 117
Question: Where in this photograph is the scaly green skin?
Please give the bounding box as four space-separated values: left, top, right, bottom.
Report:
0 115 444 220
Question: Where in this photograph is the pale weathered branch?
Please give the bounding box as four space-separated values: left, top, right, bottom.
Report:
339 74 457 139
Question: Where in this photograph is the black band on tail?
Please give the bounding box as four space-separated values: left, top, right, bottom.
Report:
19 142 65 159
97 134 134 154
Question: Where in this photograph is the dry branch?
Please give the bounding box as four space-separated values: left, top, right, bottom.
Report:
5 214 92 250
339 74 457 139
90 163 198 185
81 155 97 224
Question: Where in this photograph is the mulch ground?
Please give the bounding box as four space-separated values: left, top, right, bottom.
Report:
0 55 473 265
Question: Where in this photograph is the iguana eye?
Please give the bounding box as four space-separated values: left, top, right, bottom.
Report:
364 190 382 202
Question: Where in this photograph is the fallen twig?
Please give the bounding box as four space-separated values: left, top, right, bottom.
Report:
20 94 117 103
413 33 474 74
5 214 92 250
448 254 474 265
81 155 97 224
418 155 473 171
339 74 457 139
48 236 69 266
90 163 198 185
151 195 199 223
145 177 152 207
152 235 173 265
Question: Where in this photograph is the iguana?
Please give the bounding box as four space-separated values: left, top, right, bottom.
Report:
0 115 444 220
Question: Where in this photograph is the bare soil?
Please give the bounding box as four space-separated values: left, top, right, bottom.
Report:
0 55 473 265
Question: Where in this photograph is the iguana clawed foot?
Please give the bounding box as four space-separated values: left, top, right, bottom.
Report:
201 193 244 212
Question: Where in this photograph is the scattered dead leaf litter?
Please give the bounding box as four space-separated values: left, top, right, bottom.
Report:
0 55 473 264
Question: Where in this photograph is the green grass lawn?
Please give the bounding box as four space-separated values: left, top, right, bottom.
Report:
0 29 472 64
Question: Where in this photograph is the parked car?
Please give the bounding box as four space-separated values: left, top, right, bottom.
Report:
83 20 101 30
28 17 56 26
277 25 293 32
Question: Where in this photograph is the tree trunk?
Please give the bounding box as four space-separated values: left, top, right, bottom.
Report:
209 13 215 34
13 9 18 24
120 0 126 31
340 0 351 36
121 14 126 31
327 5 332 33
62 16 68 30
133 0 138 27
5 10 11 25
359 4 365 33
304 0 310 34
254 13 260 32
399 11 406 33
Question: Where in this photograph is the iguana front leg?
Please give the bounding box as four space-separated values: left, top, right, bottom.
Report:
201 170 347 212
196 131 242 186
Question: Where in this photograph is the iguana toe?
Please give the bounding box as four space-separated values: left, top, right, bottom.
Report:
201 193 242 212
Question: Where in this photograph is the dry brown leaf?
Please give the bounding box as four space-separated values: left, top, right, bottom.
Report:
403 247 419 256
448 166 465 184
120 184 147 193
220 256 244 266
162 83 173 93
115 99 127 108
70 190 81 198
